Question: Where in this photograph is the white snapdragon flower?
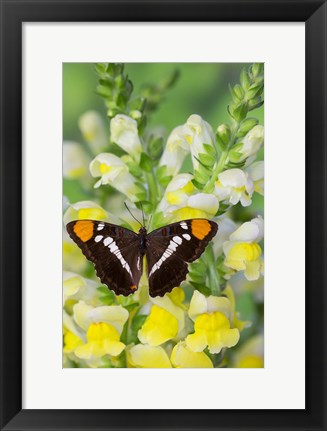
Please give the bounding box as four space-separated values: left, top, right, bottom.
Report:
63 141 90 179
223 216 264 281
63 272 101 306
89 153 142 202
78 111 107 152
239 125 264 159
246 161 264 195
185 114 216 171
110 114 142 162
159 125 190 176
158 174 219 221
215 168 254 207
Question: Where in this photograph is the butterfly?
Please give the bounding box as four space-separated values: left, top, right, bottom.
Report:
66 218 218 297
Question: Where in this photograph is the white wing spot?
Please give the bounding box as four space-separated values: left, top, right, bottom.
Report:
168 240 178 252
137 256 141 270
97 224 104 231
109 243 118 253
94 235 103 242
149 238 183 277
183 234 191 240
180 222 188 230
104 237 113 246
105 240 132 276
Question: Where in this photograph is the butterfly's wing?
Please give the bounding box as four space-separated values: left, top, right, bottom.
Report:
146 219 218 297
66 220 143 296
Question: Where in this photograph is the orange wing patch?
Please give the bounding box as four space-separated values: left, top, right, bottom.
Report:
191 219 211 240
73 220 94 242
130 285 137 291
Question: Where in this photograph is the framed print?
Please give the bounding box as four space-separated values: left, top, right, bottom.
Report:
0 1 326 430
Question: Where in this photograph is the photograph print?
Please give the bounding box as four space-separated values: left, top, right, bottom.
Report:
63 62 264 368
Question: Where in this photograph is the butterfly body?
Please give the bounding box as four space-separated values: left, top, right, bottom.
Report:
66 218 218 297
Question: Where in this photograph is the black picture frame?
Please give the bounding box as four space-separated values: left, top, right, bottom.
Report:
1 0 326 430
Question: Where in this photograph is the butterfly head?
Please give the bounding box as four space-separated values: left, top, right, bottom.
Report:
139 226 147 235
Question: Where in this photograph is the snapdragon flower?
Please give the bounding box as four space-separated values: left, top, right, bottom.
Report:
232 334 264 368
215 168 254 207
246 161 264 195
158 174 219 221
229 125 264 164
185 114 216 171
128 344 172 368
89 153 143 202
186 290 240 354
73 301 129 360
63 200 109 225
159 124 191 176
223 216 264 281
78 111 107 152
171 341 213 368
63 141 90 179
63 272 101 307
110 114 142 162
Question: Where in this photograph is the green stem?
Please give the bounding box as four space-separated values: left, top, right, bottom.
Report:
203 121 240 193
146 169 160 208
205 244 220 296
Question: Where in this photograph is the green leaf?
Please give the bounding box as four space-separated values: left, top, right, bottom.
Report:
189 282 211 297
124 303 139 312
99 296 115 305
216 203 231 216
131 314 148 332
194 170 209 185
246 83 264 100
198 152 216 168
129 96 146 112
251 63 264 79
231 101 248 122
191 179 205 190
148 136 164 161
139 153 153 173
248 99 264 111
97 285 111 294
240 68 251 90
203 143 216 157
189 271 206 284
94 63 106 74
233 84 245 101
239 117 258 133
157 166 172 187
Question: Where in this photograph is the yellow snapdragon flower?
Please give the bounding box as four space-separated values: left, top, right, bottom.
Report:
72 301 129 359
138 305 179 346
63 200 110 225
128 344 172 368
75 322 125 359
232 335 264 368
171 341 213 368
186 290 240 354
223 216 264 281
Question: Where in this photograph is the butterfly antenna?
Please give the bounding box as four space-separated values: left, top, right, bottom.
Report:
147 213 153 231
140 202 146 227
124 202 142 227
